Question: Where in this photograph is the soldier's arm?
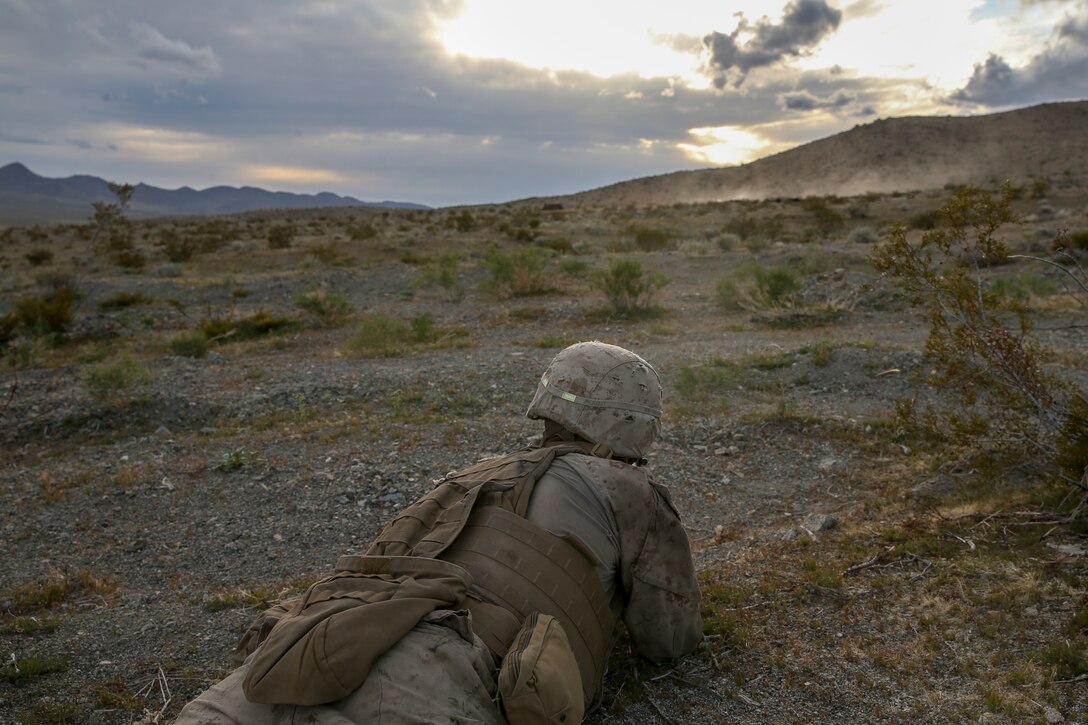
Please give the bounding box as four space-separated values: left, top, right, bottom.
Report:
621 481 702 662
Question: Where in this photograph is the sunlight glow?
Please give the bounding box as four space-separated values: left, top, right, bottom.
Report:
244 164 348 185
678 126 779 166
90 124 226 163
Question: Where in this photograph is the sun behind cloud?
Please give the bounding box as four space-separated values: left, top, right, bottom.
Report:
678 126 782 166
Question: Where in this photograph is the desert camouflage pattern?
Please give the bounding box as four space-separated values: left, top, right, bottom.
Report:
526 341 662 460
567 453 702 661
175 609 502 724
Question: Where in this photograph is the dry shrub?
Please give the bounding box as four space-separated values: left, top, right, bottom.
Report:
871 184 1088 499
591 258 669 316
482 247 554 298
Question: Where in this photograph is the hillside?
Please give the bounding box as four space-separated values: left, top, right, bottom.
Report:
556 100 1088 207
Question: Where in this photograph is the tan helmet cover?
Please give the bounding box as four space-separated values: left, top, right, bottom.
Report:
526 341 662 459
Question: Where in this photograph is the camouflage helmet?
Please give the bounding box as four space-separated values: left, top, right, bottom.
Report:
526 341 662 459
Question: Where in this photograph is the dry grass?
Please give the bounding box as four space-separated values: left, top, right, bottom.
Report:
694 474 1088 722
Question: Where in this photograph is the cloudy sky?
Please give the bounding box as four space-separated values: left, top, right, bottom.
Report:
2 0 1086 207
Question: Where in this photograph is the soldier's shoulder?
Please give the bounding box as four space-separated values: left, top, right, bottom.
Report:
560 453 654 492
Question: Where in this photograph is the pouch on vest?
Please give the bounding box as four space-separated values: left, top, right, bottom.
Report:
498 612 584 725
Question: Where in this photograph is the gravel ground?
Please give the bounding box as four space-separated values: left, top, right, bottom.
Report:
1 239 1084 724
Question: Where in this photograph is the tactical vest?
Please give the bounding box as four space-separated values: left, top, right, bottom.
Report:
366 443 618 709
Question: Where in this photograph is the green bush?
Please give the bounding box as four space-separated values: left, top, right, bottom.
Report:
308 242 340 265
348 314 413 358
1030 178 1051 199
190 219 238 252
0 312 17 346
199 312 302 343
482 247 553 297
84 355 153 402
757 267 800 303
675 357 742 399
409 312 436 343
716 264 800 310
154 263 185 278
590 258 669 315
347 312 464 358
447 211 476 233
991 272 1058 303
715 233 740 251
267 223 296 249
115 249 146 269
346 222 378 241
801 196 845 237
413 252 463 301
558 258 588 276
623 225 674 252
849 227 879 244
724 213 784 242
15 285 77 336
159 229 199 262
25 248 53 266
293 290 354 327
169 330 210 358
537 238 575 254
909 209 942 230
1063 229 1088 251
809 341 836 367
99 291 153 311
0 655 68 684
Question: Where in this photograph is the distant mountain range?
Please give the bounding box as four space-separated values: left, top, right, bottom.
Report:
549 100 1088 207
5 100 1086 225
0 163 428 225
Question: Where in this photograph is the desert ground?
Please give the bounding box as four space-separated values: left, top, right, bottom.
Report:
1 180 1086 724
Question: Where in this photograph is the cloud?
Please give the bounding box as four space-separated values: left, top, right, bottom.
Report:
243 164 349 185
0 131 46 145
841 0 887 20
702 0 843 87
950 5 1088 106
129 22 221 78
3 0 1076 206
778 88 854 110
951 53 1016 102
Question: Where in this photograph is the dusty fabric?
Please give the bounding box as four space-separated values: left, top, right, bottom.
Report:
232 601 292 666
366 444 593 559
497 612 583 725
242 556 472 705
576 454 703 661
525 454 621 599
174 610 503 725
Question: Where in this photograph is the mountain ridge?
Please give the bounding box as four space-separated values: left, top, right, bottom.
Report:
3 100 1086 224
0 163 428 225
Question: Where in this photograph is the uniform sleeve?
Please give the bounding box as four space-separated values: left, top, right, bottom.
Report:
620 480 702 662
